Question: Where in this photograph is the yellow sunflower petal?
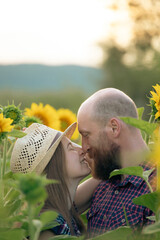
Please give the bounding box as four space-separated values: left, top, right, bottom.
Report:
155 111 160 119
57 108 79 140
0 113 14 133
153 84 160 96
150 91 159 102
25 103 60 130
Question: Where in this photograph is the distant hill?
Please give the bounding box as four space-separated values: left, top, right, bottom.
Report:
0 64 105 94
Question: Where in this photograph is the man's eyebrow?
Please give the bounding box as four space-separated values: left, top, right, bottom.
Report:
80 131 89 135
79 130 89 134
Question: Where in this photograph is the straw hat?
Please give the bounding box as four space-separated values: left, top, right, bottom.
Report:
10 122 77 174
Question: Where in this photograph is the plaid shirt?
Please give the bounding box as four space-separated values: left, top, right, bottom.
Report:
87 162 156 237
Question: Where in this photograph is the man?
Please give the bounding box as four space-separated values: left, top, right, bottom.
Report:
77 88 156 237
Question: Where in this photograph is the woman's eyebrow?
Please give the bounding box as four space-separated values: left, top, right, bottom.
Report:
67 142 72 149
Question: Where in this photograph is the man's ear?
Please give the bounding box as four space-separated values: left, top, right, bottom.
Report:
109 118 121 138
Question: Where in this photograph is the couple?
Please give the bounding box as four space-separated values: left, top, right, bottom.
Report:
10 88 156 239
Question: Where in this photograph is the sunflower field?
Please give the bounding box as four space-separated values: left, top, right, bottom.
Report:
0 84 160 240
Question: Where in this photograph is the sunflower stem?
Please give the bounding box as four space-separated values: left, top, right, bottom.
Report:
2 137 8 178
157 126 160 192
148 114 155 124
28 204 34 240
7 141 14 159
0 147 2 180
145 115 155 144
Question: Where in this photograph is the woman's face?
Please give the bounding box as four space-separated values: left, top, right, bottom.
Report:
61 137 91 181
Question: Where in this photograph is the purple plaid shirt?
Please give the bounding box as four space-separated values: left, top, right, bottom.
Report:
87 162 156 237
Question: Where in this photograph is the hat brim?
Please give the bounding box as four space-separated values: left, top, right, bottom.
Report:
34 122 77 174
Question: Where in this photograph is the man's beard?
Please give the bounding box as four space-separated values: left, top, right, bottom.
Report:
89 142 121 181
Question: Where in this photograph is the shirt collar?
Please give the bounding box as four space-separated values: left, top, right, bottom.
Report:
110 161 155 188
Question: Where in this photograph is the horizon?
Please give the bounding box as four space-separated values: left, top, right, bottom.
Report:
0 0 130 67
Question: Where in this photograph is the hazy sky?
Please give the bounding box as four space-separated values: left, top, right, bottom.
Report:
0 0 132 67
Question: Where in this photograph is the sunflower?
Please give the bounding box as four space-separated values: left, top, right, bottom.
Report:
150 84 160 119
0 113 14 141
57 108 79 140
24 116 42 128
3 104 23 125
25 103 60 130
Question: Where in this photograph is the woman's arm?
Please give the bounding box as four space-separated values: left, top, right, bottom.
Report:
75 177 102 214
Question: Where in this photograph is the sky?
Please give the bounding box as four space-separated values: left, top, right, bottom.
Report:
0 0 130 67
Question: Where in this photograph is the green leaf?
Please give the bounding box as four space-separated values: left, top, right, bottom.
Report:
143 221 160 234
109 166 143 179
80 213 88 225
146 215 156 221
137 107 144 119
92 226 132 240
120 117 157 135
7 129 27 138
40 210 58 228
33 201 44 218
132 191 160 214
3 171 14 180
50 236 84 240
7 199 22 215
142 168 155 182
0 229 25 240
14 172 56 205
4 188 20 205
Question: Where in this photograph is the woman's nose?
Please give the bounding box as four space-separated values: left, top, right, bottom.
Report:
77 147 85 156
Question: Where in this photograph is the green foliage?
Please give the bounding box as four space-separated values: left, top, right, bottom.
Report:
0 228 25 240
0 84 160 239
92 226 132 240
120 117 157 136
0 171 59 240
14 173 54 205
137 107 145 120
120 116 157 144
40 211 59 230
0 88 88 114
133 191 160 217
143 221 160 234
110 166 154 192
100 45 160 120
7 129 27 138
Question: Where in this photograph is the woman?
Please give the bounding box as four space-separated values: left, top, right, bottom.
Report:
10 122 100 239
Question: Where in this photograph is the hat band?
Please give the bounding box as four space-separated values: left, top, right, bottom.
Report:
48 131 62 150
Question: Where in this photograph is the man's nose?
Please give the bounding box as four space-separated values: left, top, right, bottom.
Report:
82 140 90 154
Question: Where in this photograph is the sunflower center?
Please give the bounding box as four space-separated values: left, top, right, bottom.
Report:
61 119 70 131
7 111 17 121
34 114 48 125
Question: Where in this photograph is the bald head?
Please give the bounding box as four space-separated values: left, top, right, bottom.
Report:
78 88 138 125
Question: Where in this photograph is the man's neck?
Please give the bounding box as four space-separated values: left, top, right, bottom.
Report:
120 147 150 169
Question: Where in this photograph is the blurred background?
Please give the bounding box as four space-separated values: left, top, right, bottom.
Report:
0 0 160 119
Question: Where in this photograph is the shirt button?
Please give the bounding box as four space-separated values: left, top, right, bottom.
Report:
121 219 125 223
103 215 107 220
115 190 119 194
